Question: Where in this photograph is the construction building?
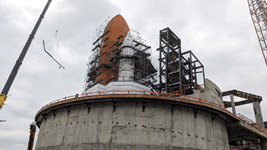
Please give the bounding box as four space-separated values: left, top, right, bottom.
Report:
34 15 267 150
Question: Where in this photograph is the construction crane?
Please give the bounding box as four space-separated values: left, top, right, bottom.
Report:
0 0 52 110
247 0 267 66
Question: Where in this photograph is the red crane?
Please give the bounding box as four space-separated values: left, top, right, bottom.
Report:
247 0 267 66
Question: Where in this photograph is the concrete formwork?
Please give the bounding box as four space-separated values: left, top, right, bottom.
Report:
35 99 229 150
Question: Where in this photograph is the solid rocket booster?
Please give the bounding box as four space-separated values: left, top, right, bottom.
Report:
118 31 135 81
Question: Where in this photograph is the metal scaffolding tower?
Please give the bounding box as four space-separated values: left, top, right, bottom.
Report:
157 27 205 95
158 27 182 93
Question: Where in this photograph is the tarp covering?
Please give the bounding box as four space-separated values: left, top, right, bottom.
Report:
83 81 151 93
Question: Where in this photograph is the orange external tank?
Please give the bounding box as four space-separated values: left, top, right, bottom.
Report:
95 14 130 85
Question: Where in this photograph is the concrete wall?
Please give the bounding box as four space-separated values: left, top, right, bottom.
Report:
190 79 224 106
35 101 229 150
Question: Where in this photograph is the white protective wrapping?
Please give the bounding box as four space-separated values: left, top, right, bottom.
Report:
83 81 151 94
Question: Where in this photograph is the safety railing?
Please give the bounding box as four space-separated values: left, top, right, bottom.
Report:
237 113 267 133
40 90 226 110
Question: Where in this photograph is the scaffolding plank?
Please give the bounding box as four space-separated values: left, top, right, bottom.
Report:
92 44 100 52
106 76 116 83
93 30 110 45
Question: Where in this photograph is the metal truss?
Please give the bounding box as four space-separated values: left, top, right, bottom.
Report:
248 0 267 66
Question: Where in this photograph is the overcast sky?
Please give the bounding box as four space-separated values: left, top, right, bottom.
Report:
0 0 267 149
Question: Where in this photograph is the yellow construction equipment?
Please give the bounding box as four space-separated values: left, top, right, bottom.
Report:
0 94 7 109
0 0 52 110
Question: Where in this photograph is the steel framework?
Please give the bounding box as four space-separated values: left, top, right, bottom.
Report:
157 27 205 95
248 0 267 66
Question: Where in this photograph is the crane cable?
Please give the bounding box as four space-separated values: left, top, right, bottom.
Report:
43 40 65 69
43 0 66 69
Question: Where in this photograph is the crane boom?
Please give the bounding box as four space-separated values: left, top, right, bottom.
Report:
247 0 267 66
0 0 52 110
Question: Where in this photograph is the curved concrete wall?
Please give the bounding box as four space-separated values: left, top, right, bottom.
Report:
190 79 224 106
35 101 229 150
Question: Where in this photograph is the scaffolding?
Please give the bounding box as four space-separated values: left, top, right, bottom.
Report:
84 18 157 91
157 27 205 95
84 17 111 90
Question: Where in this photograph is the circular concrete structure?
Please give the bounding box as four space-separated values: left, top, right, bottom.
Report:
35 94 236 150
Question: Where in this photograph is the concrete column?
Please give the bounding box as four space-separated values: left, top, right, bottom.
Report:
253 101 264 127
253 101 267 150
230 94 236 115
